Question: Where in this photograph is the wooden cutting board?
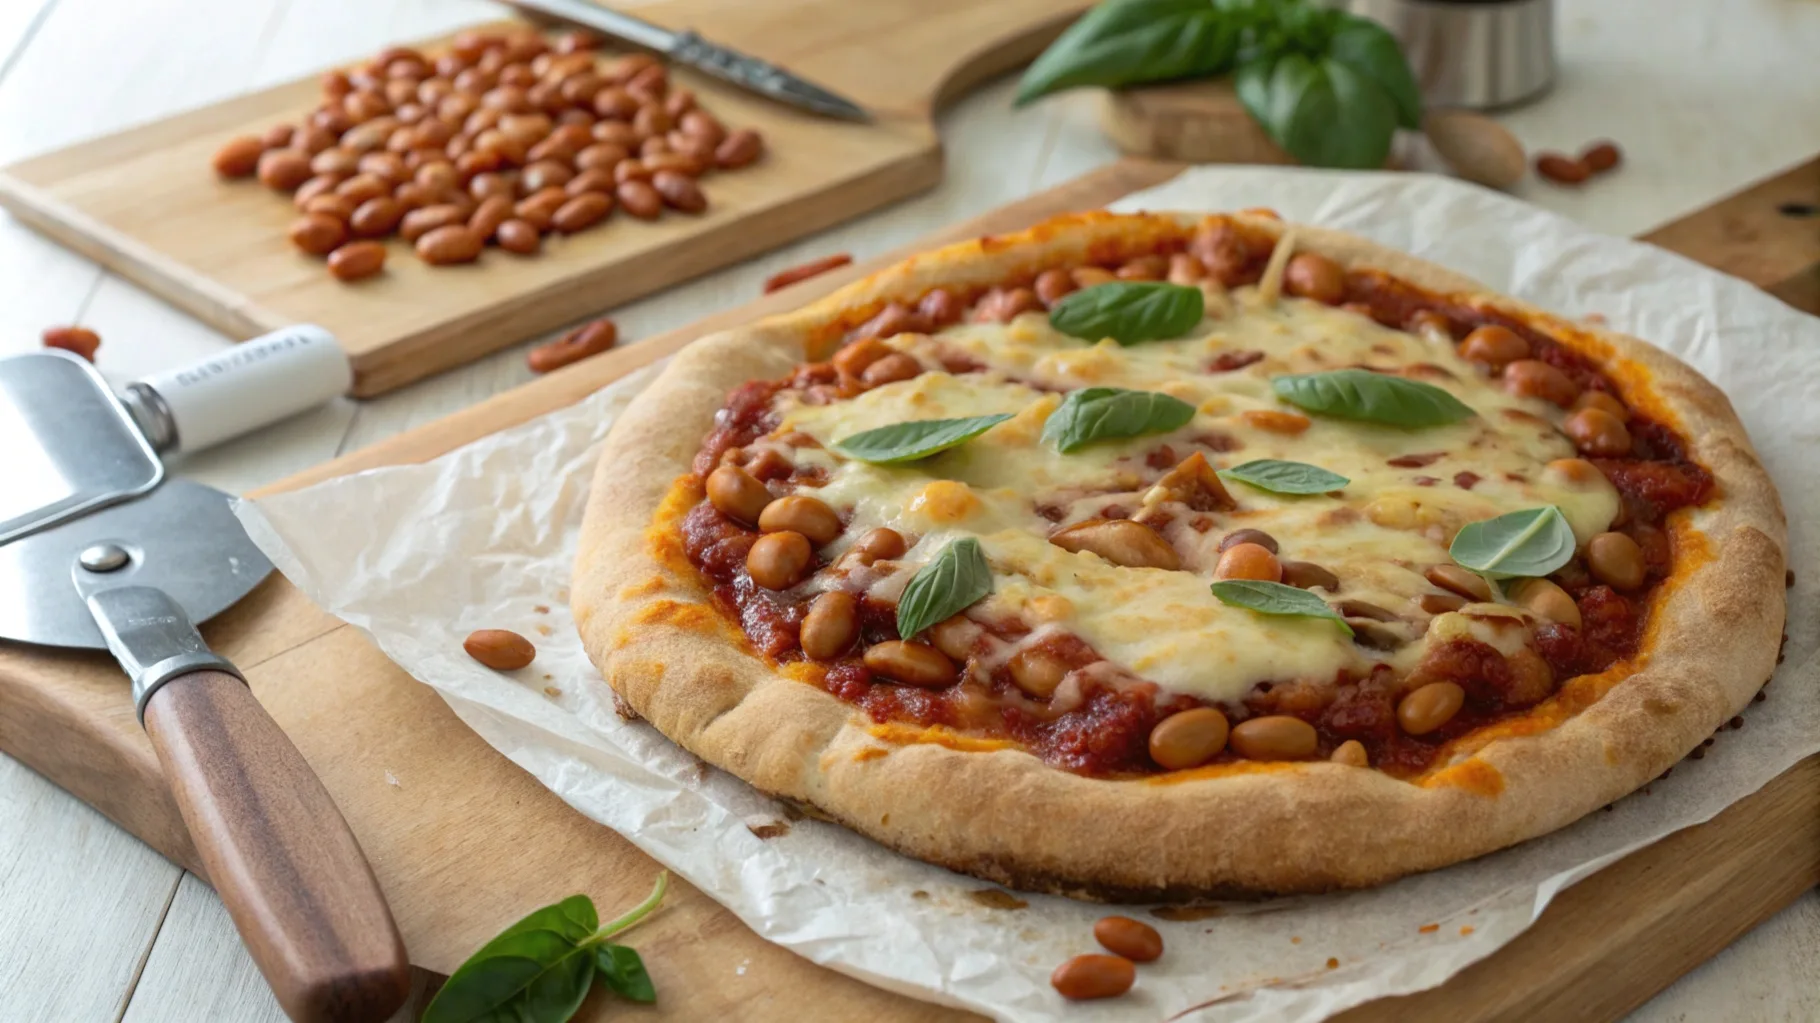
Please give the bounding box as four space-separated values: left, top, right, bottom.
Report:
2 156 1818 1022
0 0 1088 397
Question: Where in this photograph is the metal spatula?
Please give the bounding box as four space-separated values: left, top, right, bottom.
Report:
0 341 409 1022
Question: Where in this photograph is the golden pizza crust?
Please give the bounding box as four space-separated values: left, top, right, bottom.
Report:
572 212 1787 896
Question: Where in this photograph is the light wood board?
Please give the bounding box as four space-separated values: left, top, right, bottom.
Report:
2 156 1818 1021
0 0 1089 397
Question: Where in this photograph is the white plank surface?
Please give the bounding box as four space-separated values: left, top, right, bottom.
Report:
1 0 1819 1021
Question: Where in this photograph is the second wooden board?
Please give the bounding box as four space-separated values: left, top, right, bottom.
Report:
0 0 1086 396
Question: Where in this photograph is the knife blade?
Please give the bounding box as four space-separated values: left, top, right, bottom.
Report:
495 0 871 122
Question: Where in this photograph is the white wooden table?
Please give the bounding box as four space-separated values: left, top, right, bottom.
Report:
3 1 1818 1019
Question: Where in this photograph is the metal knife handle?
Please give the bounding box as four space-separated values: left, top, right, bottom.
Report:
498 0 676 51
143 669 410 1023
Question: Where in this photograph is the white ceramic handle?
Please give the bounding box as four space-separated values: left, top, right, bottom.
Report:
140 326 350 454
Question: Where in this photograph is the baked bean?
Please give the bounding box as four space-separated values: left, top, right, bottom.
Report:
1094 916 1163 962
1502 359 1580 406
212 135 264 177
715 128 764 169
764 253 853 294
1218 528 1278 554
758 495 841 545
664 88 698 119
1335 600 1396 622
496 112 553 145
1509 577 1582 628
1458 325 1529 367
520 160 574 193
1581 140 1622 173
262 123 295 149
1229 716 1318 760
626 64 668 102
800 592 859 661
392 182 438 212
1330 739 1368 767
515 187 569 230
482 85 532 113
1007 647 1069 698
302 193 356 221
617 179 663 219
576 142 629 172
415 224 482 264
297 125 339 155
1425 564 1492 601
1536 152 1592 185
1116 255 1167 281
705 464 772 524
849 527 907 565
1051 954 1134 1002
1148 707 1229 770
463 629 536 670
257 149 312 190
927 616 978 661
465 171 515 201
40 326 100 361
1419 592 1467 615
1546 457 1605 487
526 319 617 374
391 102 427 126
646 151 705 177
973 287 1041 323
1216 542 1281 582
632 104 672 138
1051 519 1181 570
1280 560 1339 591
552 192 614 233
833 337 892 378
1587 531 1646 590
746 531 813 590
292 174 343 209
531 126 592 162
614 159 653 184
679 109 725 145
468 194 515 241
594 87 641 120
652 170 707 212
558 71 604 107
860 353 922 388
1572 389 1629 422
335 173 389 204
1563 406 1631 457
288 213 347 255
401 203 467 242
1033 269 1076 307
863 641 957 688
344 197 401 237
1397 681 1464 736
415 160 458 192
1241 408 1311 434
917 288 963 326
1284 252 1344 304
563 168 614 197
326 241 386 282
495 218 541 254
356 151 407 183
1072 266 1116 288
346 91 393 123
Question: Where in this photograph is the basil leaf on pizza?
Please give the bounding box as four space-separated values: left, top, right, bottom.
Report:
1210 580 1354 635
1049 282 1205 345
1219 459 1350 494
1449 505 1577 579
833 414 1013 464
896 538 993 640
1271 368 1475 427
1043 387 1197 453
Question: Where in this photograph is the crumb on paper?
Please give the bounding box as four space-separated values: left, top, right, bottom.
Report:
746 819 791 840
967 888 1028 911
384 770 400 788
611 691 641 722
1290 936 1301 945
544 686 562 697
1460 925 1475 936
1326 958 1339 970
542 673 553 681
911 890 930 901
534 604 550 614
1419 923 1439 934
535 624 553 636
735 958 749 976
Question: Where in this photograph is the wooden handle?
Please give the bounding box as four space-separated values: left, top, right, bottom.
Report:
143 670 410 1023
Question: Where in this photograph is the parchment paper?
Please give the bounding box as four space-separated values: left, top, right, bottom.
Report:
237 168 1820 1022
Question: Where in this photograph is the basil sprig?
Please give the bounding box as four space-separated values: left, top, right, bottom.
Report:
1043 387 1197 454
1271 369 1475 428
1219 459 1350 495
1448 506 1577 580
1048 282 1205 345
833 413 1012 464
896 538 993 640
1210 580 1353 635
1015 0 1420 169
422 874 667 1023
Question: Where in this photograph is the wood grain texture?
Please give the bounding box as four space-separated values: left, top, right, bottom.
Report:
0 0 1091 396
1637 154 1820 301
142 670 409 1023
4 154 1820 1022
1098 79 1294 165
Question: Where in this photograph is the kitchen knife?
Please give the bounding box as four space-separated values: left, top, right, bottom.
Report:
495 0 872 122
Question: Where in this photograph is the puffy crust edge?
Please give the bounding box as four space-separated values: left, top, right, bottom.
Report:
572 212 1788 896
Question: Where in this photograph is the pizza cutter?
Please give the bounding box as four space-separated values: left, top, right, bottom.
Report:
0 341 409 1022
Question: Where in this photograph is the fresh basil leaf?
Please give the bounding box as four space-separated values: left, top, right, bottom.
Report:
1049 282 1205 345
1219 459 1350 494
1014 0 1242 106
896 538 993 640
1271 369 1475 427
596 945 657 1004
1326 14 1422 129
833 414 1012 465
1210 580 1353 635
1449 506 1577 579
422 928 596 1023
1042 387 1197 454
1235 51 1398 169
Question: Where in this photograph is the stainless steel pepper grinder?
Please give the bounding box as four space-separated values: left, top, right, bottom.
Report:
1335 0 1556 109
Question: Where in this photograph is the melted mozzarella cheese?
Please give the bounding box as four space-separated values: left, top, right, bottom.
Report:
771 289 1619 705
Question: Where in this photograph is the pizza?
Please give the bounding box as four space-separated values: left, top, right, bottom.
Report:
573 211 1786 896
